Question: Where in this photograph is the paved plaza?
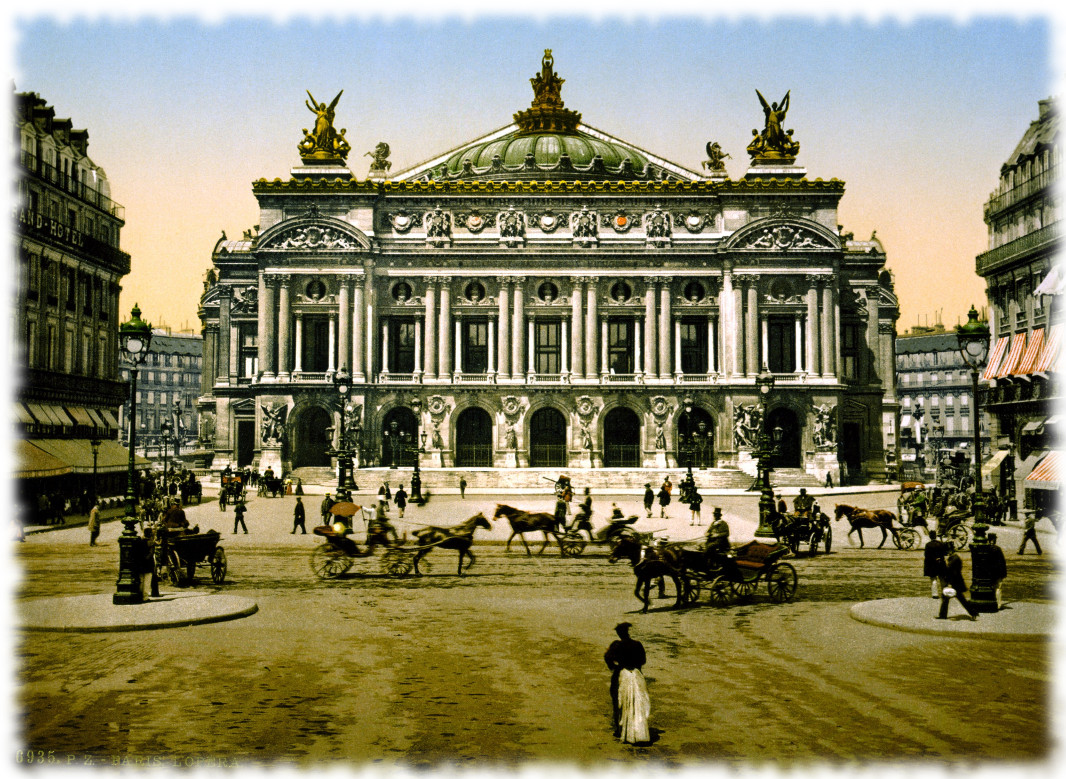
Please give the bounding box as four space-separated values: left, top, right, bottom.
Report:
13 486 1059 768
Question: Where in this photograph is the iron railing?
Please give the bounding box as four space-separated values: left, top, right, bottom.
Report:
455 444 493 467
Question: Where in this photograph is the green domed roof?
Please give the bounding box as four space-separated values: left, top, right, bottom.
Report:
422 51 678 182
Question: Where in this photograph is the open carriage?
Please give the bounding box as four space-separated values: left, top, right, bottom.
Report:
698 540 798 607
310 524 418 578
155 528 227 586
768 511 832 555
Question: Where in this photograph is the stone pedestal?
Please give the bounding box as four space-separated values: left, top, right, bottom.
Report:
259 445 284 476
812 451 841 487
575 452 592 469
654 450 668 468
427 451 443 468
503 451 518 468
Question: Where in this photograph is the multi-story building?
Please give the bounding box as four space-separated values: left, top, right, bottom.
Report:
13 88 131 504
198 52 899 486
118 329 202 458
976 96 1061 513
894 322 992 478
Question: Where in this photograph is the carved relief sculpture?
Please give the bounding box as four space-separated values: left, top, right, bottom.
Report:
499 207 526 245
813 403 838 450
733 403 763 448
261 401 288 445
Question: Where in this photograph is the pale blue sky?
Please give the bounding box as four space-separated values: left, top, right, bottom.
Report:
13 12 1057 332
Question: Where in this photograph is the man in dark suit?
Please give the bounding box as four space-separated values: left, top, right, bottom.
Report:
938 549 979 620
604 622 646 737
923 529 950 598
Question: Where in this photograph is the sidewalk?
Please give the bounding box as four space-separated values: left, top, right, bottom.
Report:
850 597 1055 640
17 590 259 633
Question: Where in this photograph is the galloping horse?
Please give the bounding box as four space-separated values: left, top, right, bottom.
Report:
493 504 563 556
834 504 898 549
608 536 687 613
411 512 493 576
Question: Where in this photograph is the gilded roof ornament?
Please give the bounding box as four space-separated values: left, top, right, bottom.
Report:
298 90 351 163
747 89 801 164
514 50 581 135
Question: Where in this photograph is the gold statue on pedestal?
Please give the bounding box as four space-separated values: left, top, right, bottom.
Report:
747 89 800 164
298 90 350 162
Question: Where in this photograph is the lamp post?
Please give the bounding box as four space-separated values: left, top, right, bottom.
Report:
332 368 356 501
89 437 101 504
679 396 696 481
956 305 996 612
160 419 172 489
115 305 152 605
753 367 778 538
409 398 424 505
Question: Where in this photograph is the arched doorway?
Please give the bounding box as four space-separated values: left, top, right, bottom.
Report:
529 407 567 467
676 406 715 468
603 407 641 467
766 407 801 468
381 407 418 467
455 407 493 467
293 406 332 468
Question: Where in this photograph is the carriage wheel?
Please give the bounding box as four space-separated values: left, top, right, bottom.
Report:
822 525 833 554
767 562 798 603
681 575 701 604
948 524 971 550
166 549 185 586
310 544 354 579
730 578 757 599
707 576 733 607
211 548 227 583
561 537 586 557
382 549 414 577
898 528 920 551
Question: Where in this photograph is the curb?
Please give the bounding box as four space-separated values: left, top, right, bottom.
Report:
17 592 259 633
849 597 1054 641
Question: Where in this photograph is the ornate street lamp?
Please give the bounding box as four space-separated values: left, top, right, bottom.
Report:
679 396 696 479
115 305 152 605
160 419 172 488
753 367 778 538
332 368 356 501
89 437 101 504
409 398 424 505
956 305 997 612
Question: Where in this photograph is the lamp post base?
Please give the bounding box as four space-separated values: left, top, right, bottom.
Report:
113 519 146 605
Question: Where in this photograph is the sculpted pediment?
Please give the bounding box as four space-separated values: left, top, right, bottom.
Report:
727 218 840 252
258 217 369 252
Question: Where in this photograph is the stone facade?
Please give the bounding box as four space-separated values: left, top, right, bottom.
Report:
198 56 899 485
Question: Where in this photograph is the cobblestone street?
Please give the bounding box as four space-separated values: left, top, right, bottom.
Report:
14 489 1057 768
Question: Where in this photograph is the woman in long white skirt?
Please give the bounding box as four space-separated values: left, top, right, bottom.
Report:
617 667 651 744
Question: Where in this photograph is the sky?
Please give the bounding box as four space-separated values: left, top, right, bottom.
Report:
10 4 1062 335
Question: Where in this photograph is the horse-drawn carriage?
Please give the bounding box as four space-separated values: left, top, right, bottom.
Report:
698 540 799 607
768 510 832 555
153 527 227 586
311 504 492 579
219 475 245 508
258 476 284 498
834 504 920 550
179 479 203 505
558 513 649 557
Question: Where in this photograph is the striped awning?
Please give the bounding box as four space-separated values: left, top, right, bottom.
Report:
1035 323 1062 373
14 440 73 479
100 409 120 427
13 403 35 425
996 334 1027 378
983 336 1009 380
28 438 146 474
1015 328 1044 375
64 406 95 426
1025 450 1063 490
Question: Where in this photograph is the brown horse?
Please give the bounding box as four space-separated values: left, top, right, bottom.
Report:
834 504 898 549
608 536 687 613
493 504 563 556
411 513 493 576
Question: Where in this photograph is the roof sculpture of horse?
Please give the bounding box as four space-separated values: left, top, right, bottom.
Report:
834 504 898 548
608 535 688 613
411 512 493 575
493 504 563 556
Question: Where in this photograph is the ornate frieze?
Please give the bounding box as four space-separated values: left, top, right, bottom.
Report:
498 206 526 246
230 285 258 314
571 206 598 244
263 224 360 251
529 209 569 233
602 210 635 233
425 207 452 246
737 224 831 250
673 211 712 233
455 209 495 233
388 211 424 233
644 207 672 243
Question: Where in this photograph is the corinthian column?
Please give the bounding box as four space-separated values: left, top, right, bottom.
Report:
643 277 657 377
822 277 835 376
512 277 525 379
218 287 232 385
438 279 452 380
424 277 438 380
337 279 350 372
585 278 598 379
805 274 821 375
256 273 268 379
658 277 672 379
263 275 278 378
570 277 584 378
498 279 511 379
744 276 759 374
277 275 292 378
352 282 365 380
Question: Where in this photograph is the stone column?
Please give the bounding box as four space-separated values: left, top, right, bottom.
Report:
732 272 745 376
256 273 268 378
424 277 438 380
643 277 657 377
488 319 495 375
600 318 608 374
760 315 769 371
658 277 672 379
277 275 292 378
497 279 511 379
634 321 642 377
570 277 584 378
805 274 821 375
364 264 376 379
218 287 232 385
337 279 350 372
202 324 218 392
294 314 303 373
414 320 422 375
561 319 568 375
674 319 682 374
327 314 336 373
439 280 452 379
794 317 803 373
744 276 759 374
352 282 365 380
454 319 463 374
865 286 880 384
822 277 836 376
880 322 897 401
382 320 391 373
511 277 525 380
585 279 598 379
527 319 535 375
720 264 735 376
264 276 278 377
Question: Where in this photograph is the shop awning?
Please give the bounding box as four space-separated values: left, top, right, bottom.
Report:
64 406 95 426
997 333 1026 378
14 440 73 479
1034 323 1062 373
28 438 148 474
1016 328 1044 375
13 403 35 425
85 408 107 427
100 409 120 427
27 404 73 427
1034 265 1065 296
981 448 1010 482
1021 419 1045 435
1025 451 1063 490
983 336 1009 380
